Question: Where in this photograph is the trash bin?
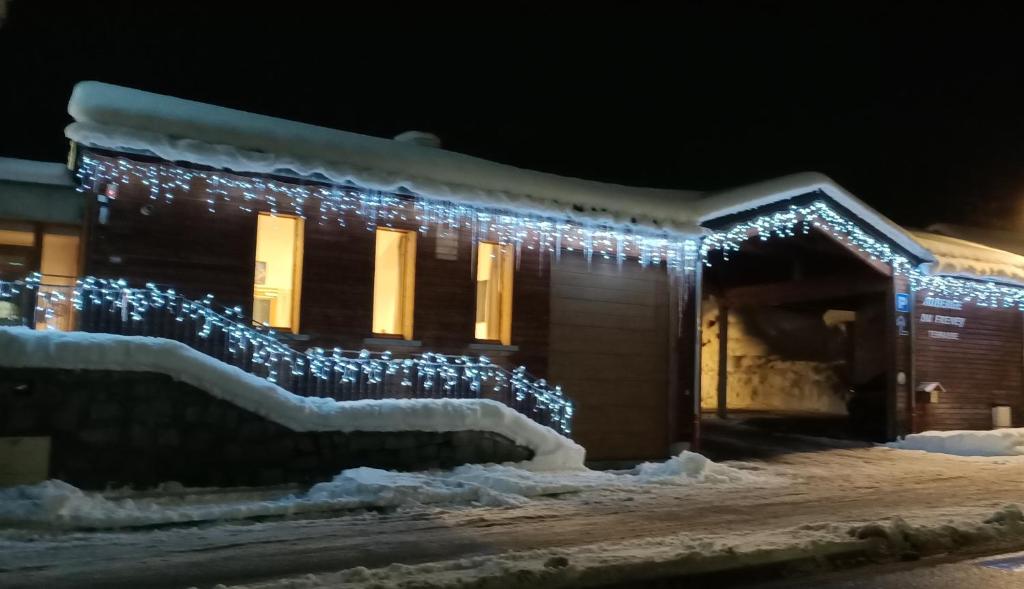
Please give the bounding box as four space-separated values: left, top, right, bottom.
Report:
992 405 1012 429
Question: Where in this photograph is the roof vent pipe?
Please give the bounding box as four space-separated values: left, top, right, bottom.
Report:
393 130 442 149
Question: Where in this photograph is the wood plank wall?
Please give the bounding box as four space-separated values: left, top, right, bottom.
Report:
913 291 1024 430
890 275 913 437
548 254 671 461
84 162 257 312
81 152 548 373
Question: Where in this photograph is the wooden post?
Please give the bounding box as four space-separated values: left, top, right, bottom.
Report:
691 263 703 452
717 301 729 419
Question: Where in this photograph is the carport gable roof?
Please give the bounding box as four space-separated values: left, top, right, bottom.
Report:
694 172 936 265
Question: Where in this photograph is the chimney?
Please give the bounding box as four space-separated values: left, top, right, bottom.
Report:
393 130 442 149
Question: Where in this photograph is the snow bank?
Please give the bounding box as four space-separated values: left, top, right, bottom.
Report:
0 452 765 529
887 428 1024 457
0 327 584 470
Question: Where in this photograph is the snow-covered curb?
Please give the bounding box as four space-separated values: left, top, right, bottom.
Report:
0 452 767 529
0 327 585 470
887 428 1024 457
211 506 1024 589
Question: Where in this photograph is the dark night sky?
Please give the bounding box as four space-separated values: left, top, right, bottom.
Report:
3 2 1024 230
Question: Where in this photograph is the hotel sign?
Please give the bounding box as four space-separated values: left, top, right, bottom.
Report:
919 297 967 341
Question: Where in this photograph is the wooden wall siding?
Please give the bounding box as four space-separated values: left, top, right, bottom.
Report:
548 254 670 461
890 275 913 437
297 214 375 348
81 153 551 376
84 161 257 313
509 246 550 378
913 292 1024 431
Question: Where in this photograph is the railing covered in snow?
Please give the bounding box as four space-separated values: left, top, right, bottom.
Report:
0 275 574 436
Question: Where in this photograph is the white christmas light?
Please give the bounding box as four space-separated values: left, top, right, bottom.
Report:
76 154 699 274
3 275 573 435
702 200 1024 309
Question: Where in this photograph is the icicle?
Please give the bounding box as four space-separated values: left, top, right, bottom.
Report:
584 226 593 269
555 226 563 262
616 234 624 271
538 228 546 276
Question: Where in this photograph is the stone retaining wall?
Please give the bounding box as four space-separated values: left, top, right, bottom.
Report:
0 368 533 489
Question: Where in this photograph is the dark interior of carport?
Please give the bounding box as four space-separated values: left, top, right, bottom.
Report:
699 209 896 443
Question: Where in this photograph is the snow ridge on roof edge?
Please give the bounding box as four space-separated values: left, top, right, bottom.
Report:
77 81 1024 278
66 81 703 235
0 157 73 187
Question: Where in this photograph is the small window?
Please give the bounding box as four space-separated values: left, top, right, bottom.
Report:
39 228 80 287
0 221 36 281
475 242 513 345
37 227 81 331
372 228 416 339
253 213 304 332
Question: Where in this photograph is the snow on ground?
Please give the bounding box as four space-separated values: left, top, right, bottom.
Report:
887 428 1024 457
4 447 1024 589
0 327 583 470
212 505 1024 589
0 452 768 529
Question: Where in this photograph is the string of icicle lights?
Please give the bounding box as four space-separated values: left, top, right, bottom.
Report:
8 275 573 435
701 201 1024 309
74 153 1024 308
77 154 699 273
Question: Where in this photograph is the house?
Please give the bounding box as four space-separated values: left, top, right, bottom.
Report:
5 80 1024 463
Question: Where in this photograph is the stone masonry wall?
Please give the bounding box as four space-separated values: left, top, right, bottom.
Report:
0 368 533 490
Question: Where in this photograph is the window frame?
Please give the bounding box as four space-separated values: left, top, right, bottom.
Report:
252 211 305 334
474 240 514 346
371 227 417 340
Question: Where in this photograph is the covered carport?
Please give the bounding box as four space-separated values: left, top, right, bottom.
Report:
685 176 936 447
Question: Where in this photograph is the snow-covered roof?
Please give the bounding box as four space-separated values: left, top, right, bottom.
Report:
910 230 1024 285
66 82 703 234
0 157 73 187
63 81 945 266
926 223 1024 257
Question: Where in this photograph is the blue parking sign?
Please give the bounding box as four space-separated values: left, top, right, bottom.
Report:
895 293 910 313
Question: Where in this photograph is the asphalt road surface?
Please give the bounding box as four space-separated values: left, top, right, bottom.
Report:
751 551 1024 589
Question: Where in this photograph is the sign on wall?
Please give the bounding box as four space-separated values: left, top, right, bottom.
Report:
895 293 910 313
919 296 967 341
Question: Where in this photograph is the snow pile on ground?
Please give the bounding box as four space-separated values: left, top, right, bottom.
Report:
0 452 767 529
210 506 1024 589
0 327 584 470
887 428 1024 457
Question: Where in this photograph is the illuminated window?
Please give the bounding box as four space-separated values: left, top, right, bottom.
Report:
0 222 80 329
475 242 513 345
253 213 304 332
40 228 80 287
0 221 35 281
372 228 416 339
37 227 81 330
